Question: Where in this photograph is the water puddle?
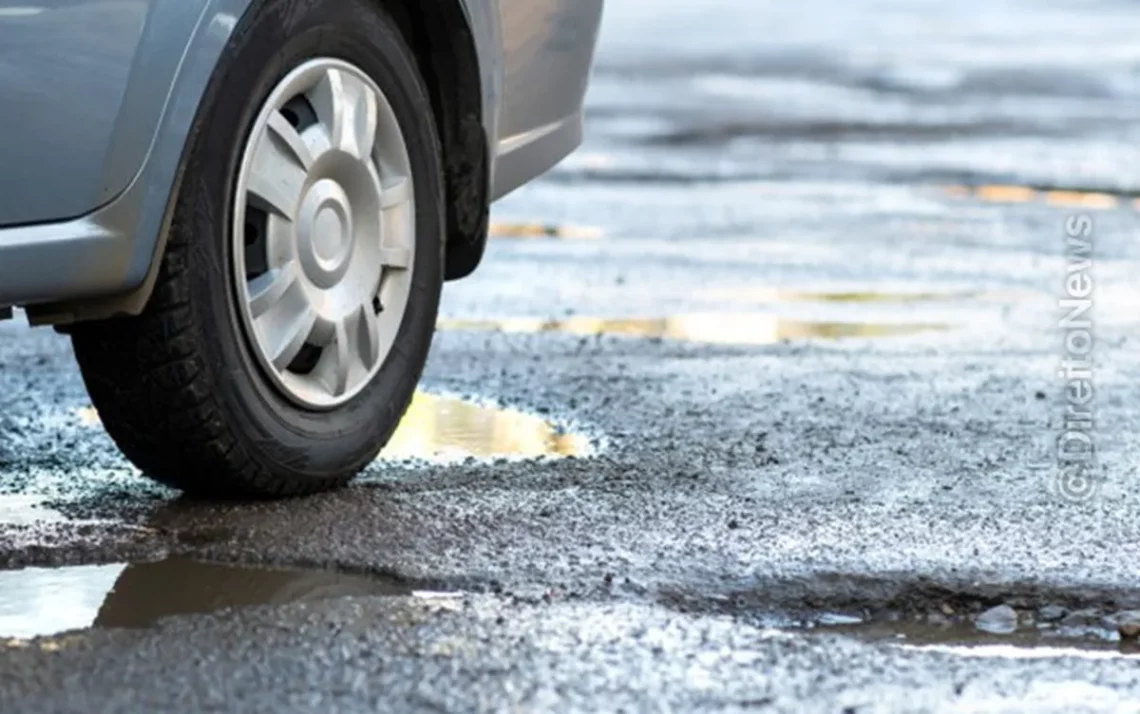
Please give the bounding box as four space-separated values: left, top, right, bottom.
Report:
73 391 591 465
0 558 456 640
379 391 590 462
805 615 1140 659
438 314 946 346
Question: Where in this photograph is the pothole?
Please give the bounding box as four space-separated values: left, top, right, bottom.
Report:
438 314 947 345
73 391 592 465
800 615 1140 659
663 579 1140 659
756 604 1140 659
0 558 459 640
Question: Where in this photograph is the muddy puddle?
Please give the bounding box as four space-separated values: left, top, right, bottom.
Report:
73 390 591 465
802 614 1140 659
438 314 947 346
0 558 455 640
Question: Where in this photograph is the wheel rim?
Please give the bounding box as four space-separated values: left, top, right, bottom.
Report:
232 58 415 410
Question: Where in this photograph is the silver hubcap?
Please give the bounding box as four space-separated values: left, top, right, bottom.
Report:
232 58 415 410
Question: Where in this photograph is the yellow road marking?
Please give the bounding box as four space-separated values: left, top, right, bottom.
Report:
489 222 604 240
946 184 1128 210
974 185 1037 203
1043 190 1119 209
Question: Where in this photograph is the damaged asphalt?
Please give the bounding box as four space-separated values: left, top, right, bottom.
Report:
6 0 1140 711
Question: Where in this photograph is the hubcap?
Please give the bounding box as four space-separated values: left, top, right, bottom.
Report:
232 58 415 410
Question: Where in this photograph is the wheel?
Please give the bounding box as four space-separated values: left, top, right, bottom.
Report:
70 0 445 499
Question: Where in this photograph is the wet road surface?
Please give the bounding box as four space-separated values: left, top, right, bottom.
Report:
7 0 1140 711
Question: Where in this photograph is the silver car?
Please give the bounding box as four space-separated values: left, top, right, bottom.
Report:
0 0 604 498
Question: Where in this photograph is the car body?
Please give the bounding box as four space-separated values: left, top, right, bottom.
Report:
0 0 603 324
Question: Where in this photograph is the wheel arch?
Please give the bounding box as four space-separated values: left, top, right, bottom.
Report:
377 0 494 281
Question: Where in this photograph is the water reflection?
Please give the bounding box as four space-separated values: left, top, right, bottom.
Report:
75 392 591 464
0 559 424 640
380 392 589 462
438 314 946 346
0 563 126 640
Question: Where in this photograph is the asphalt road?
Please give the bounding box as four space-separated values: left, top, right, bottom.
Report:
6 0 1140 711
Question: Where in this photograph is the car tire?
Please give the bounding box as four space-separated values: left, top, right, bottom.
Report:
70 0 445 499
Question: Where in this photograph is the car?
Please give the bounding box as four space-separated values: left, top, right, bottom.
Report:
0 0 604 499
